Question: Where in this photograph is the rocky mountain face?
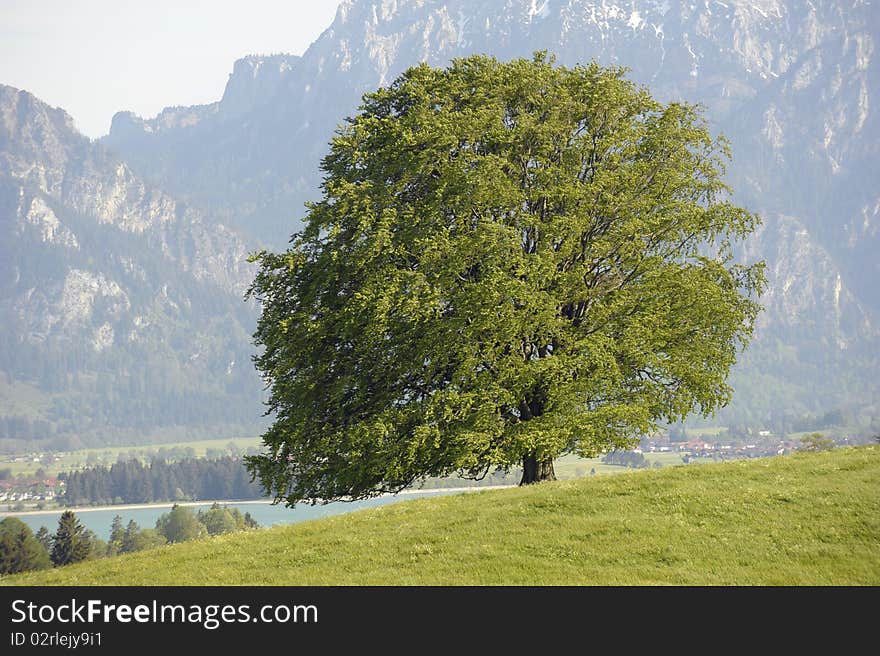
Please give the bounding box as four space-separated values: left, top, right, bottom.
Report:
100 0 879 432
0 85 264 450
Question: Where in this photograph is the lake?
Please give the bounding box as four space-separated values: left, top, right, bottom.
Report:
2 489 477 540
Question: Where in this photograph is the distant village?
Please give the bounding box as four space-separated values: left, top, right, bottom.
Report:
1 474 63 505
640 434 800 459
639 429 869 461
0 452 65 505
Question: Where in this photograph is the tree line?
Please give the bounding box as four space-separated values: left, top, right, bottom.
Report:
0 504 260 576
601 450 651 469
61 456 264 506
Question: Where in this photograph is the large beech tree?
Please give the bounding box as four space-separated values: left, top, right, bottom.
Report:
246 53 764 505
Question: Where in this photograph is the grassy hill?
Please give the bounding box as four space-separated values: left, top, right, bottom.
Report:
4 446 878 585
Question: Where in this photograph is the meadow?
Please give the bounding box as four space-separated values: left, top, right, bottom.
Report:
4 446 877 585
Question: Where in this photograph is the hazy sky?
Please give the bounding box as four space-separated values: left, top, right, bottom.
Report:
0 0 343 138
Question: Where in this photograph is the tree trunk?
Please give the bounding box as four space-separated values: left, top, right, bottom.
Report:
520 454 556 485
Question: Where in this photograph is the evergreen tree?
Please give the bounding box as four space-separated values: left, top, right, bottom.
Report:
81 529 107 559
243 512 260 530
34 526 52 553
108 515 125 556
120 520 140 554
50 511 91 566
59 456 263 506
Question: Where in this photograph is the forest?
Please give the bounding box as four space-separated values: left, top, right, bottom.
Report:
60 456 264 506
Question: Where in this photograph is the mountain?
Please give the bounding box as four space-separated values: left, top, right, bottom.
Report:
0 85 264 451
100 0 879 432
3 0 877 451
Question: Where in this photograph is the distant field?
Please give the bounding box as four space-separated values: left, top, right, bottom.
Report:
6 446 877 585
550 451 684 479
1 436 262 477
684 425 727 437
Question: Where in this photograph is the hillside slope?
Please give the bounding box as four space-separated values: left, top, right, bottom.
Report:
5 446 878 585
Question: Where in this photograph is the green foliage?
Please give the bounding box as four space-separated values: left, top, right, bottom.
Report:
243 512 259 529
6 447 878 585
129 528 166 552
198 502 247 536
120 520 166 554
155 504 207 543
50 510 91 567
62 456 263 506
0 517 51 575
247 53 764 505
601 450 649 468
800 432 835 452
81 529 107 560
34 526 52 553
108 515 125 556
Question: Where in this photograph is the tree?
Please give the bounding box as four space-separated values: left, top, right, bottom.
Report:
155 504 206 543
50 510 91 566
198 503 241 536
602 450 649 468
0 517 51 574
34 526 52 552
246 53 764 505
243 512 260 529
120 520 166 554
81 529 107 560
125 528 165 553
800 432 834 451
108 515 125 556
121 520 141 554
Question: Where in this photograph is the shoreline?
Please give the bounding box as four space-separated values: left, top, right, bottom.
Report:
0 484 514 518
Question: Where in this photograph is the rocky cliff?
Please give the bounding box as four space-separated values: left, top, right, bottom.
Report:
0 85 263 450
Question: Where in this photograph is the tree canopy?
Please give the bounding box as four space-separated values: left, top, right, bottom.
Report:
0 517 51 574
155 505 207 543
246 53 764 505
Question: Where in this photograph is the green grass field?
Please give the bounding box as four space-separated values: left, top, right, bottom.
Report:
4 446 877 585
